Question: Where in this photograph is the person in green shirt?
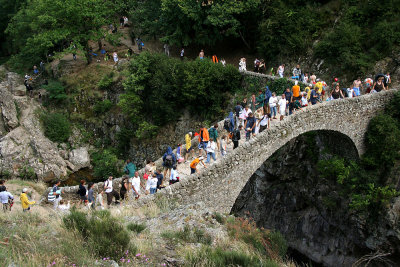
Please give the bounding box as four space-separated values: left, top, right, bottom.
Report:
208 124 219 152
255 90 265 110
123 159 136 178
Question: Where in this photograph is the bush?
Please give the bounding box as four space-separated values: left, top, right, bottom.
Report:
18 165 36 180
127 222 146 234
40 113 71 143
186 246 280 267
91 149 123 179
97 72 114 90
42 81 68 105
161 225 212 245
266 78 294 96
63 209 132 260
93 99 113 115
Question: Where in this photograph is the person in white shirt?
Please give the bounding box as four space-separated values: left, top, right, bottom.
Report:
104 176 120 207
347 88 355 98
269 92 278 119
278 64 285 78
301 93 308 106
170 166 179 185
278 95 287 121
239 106 252 127
0 188 13 212
131 172 141 200
220 135 227 156
257 114 270 133
58 200 71 212
149 174 158 194
205 140 217 163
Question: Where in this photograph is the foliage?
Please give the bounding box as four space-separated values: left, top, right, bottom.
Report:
97 72 114 90
266 78 294 96
127 222 146 234
40 112 71 143
5 0 115 70
226 217 287 261
93 99 113 115
119 52 241 139
128 0 261 47
161 225 212 245
91 149 123 179
63 209 131 260
42 80 68 105
186 246 280 267
18 165 36 180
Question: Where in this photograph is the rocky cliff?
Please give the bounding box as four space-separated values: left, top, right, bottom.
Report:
231 131 400 266
0 69 90 181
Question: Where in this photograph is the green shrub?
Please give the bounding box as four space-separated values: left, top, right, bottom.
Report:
97 72 114 90
91 149 123 179
93 99 113 115
18 165 36 180
42 81 68 105
63 209 132 260
266 78 294 96
213 212 225 224
40 113 71 143
266 231 288 259
161 225 212 245
127 222 146 234
186 246 280 267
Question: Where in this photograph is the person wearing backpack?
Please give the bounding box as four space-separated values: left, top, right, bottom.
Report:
104 176 120 207
234 103 243 130
49 180 62 210
78 180 87 206
162 146 176 184
224 112 235 134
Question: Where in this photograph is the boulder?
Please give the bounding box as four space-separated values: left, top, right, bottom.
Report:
12 85 26 96
69 147 90 171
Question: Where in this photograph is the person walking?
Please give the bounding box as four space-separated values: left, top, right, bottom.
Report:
20 188 35 212
180 48 184 60
245 113 256 141
149 174 158 194
78 180 87 206
104 176 120 207
278 94 287 121
184 132 194 163
87 183 95 209
269 92 278 120
198 126 210 157
199 49 205 59
232 125 242 149
205 140 217 163
120 177 129 201
0 188 13 212
278 64 285 78
52 180 62 210
162 146 176 183
208 124 219 152
124 159 136 178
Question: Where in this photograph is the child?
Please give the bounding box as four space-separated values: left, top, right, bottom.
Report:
176 144 185 163
170 166 179 185
190 156 207 174
220 136 227 156
96 191 105 210
149 174 158 194
301 93 308 107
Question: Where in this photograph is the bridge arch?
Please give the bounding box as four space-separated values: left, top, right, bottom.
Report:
156 90 397 213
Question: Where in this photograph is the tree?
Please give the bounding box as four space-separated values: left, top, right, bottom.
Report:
5 0 115 70
128 0 261 47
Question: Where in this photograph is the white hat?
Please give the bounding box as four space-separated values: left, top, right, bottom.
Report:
189 132 192 135
199 156 204 161
22 188 28 193
295 81 298 85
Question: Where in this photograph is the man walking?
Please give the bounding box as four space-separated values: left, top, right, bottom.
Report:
104 176 120 207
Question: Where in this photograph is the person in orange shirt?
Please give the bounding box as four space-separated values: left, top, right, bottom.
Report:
190 156 207 174
198 126 210 157
292 81 301 101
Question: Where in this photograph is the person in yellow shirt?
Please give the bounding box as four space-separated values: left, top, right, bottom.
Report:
190 156 207 174
315 81 324 94
184 132 194 163
20 188 36 212
304 86 311 101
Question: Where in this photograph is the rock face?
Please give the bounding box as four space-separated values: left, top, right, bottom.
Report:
0 70 89 181
231 132 400 266
68 147 90 171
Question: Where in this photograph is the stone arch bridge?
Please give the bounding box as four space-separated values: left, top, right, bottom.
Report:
53 89 397 213
135 89 397 213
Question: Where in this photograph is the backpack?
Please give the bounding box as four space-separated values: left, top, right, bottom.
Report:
48 188 56 202
165 154 173 168
224 118 231 131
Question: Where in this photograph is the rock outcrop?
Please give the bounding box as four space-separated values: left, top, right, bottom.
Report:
0 70 90 181
231 132 400 267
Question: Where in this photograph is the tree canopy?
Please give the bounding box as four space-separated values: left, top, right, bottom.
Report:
5 0 115 69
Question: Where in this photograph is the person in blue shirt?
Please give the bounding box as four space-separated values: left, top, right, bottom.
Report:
162 146 176 183
245 113 256 141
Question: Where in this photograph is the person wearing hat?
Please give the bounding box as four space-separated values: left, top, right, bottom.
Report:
190 156 207 174
20 188 35 212
184 132 194 163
